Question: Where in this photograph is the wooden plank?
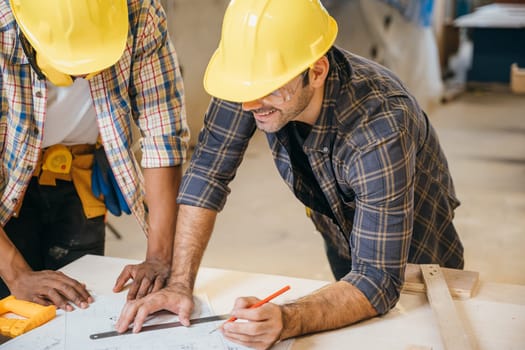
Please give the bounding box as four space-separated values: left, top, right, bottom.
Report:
403 264 479 299
406 346 432 350
421 264 476 350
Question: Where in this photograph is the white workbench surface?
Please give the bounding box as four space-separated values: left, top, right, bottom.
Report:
1 254 524 349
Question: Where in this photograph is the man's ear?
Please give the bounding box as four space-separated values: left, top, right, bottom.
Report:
309 56 329 88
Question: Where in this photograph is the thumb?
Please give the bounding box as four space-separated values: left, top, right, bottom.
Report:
178 308 192 327
233 296 259 310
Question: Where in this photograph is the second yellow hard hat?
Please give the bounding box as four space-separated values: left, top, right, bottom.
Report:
204 0 338 103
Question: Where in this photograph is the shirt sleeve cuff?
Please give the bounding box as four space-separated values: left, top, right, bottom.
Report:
341 264 402 315
176 171 230 212
140 134 188 168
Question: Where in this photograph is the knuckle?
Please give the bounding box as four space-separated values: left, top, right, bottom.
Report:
61 283 75 294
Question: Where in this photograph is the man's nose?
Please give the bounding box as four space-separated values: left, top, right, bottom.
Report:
241 99 264 111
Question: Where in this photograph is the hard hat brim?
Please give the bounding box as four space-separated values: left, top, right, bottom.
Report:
38 38 128 76
204 50 299 103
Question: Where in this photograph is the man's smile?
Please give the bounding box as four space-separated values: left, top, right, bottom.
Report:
252 108 278 121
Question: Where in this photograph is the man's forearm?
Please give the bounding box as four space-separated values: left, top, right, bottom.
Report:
143 166 182 264
168 204 217 289
0 227 32 287
280 280 378 340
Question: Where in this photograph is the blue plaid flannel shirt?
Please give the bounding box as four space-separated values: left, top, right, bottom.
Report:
178 46 463 315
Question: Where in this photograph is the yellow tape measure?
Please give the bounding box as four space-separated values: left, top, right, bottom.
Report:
42 144 72 174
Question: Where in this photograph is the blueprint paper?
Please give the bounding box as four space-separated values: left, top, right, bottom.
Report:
0 293 293 350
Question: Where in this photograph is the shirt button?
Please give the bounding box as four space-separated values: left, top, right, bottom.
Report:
35 91 43 98
26 165 33 171
322 147 329 153
11 198 18 204
33 127 39 135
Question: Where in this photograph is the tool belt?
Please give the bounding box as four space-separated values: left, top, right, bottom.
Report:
33 144 106 218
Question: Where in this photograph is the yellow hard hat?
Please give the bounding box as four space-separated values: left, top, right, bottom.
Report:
204 0 338 103
10 0 128 76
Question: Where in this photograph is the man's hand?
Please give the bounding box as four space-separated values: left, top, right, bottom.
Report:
115 282 194 333
9 270 93 311
221 297 283 350
112 258 171 300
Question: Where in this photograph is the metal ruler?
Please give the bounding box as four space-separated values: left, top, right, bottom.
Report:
90 314 230 340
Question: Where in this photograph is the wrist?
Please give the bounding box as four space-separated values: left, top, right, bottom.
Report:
166 280 193 295
167 267 197 290
0 230 33 289
1 259 32 288
145 252 171 266
145 233 173 265
279 303 303 341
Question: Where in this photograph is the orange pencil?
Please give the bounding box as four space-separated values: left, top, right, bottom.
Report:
210 285 291 334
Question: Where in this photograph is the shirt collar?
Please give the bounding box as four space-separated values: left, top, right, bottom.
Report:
302 46 351 154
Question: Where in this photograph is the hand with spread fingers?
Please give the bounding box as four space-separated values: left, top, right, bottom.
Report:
9 270 93 311
113 258 171 300
220 297 284 350
115 282 194 334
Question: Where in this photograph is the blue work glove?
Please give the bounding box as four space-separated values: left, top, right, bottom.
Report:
91 147 131 216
